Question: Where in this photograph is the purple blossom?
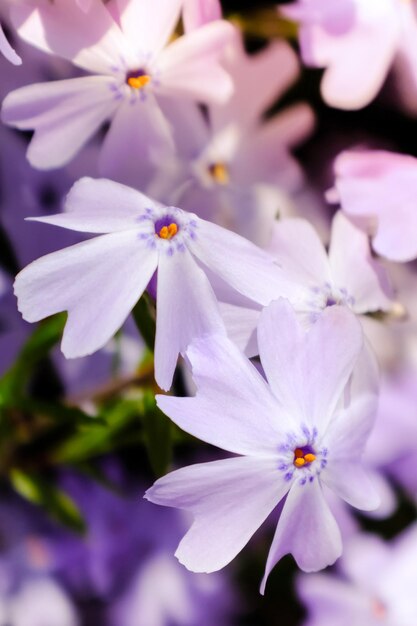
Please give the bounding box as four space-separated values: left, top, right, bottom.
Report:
298 526 417 626
152 36 314 247
219 211 393 357
329 149 417 262
145 299 380 592
182 0 222 32
13 177 287 390
365 368 417 502
110 550 234 626
0 22 21 66
282 0 417 110
2 0 236 171
35 472 236 625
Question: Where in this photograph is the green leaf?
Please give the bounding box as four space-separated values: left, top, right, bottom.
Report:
132 293 156 352
15 398 102 425
10 468 86 534
52 397 146 464
0 314 66 407
142 391 172 477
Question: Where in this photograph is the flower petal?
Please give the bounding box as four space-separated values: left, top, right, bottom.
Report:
2 77 118 169
285 0 400 109
326 343 379 458
321 462 380 511
154 247 226 391
258 299 363 432
31 177 161 233
261 479 342 593
233 104 314 191
211 39 300 131
11 2 129 74
328 212 393 313
219 301 260 357
145 456 286 573
156 334 290 456
9 578 78 626
0 23 21 65
116 0 183 55
157 21 237 104
297 572 371 625
268 218 331 291
339 533 391 590
99 95 175 189
189 218 289 306
334 150 417 262
14 231 158 358
183 0 222 32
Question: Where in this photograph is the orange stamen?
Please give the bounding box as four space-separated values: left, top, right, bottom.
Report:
293 449 316 467
209 163 230 185
304 453 316 463
158 223 178 240
127 74 151 90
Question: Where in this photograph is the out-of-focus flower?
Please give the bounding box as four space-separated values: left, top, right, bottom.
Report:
153 37 314 247
146 300 380 592
182 0 222 32
282 0 417 110
35 472 235 626
365 367 417 501
220 212 393 357
0 128 88 268
298 526 417 626
0 500 79 626
2 0 236 175
13 177 289 390
111 551 233 626
0 22 21 65
328 149 417 262
75 0 92 11
3 577 79 626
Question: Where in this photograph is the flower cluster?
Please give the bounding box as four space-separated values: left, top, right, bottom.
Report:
1 0 417 623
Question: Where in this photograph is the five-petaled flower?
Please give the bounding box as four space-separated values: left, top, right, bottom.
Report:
13 177 286 391
2 0 236 171
145 299 380 592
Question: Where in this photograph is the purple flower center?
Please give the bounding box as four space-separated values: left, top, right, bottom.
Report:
293 445 316 468
126 68 151 90
325 296 339 307
154 216 179 240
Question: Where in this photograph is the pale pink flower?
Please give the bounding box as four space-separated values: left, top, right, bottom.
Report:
329 149 417 262
183 0 222 32
282 0 417 110
2 0 236 171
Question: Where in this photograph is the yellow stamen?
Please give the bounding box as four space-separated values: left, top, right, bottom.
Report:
294 458 306 468
293 448 316 467
127 74 151 90
209 163 230 185
304 453 316 463
158 223 178 240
